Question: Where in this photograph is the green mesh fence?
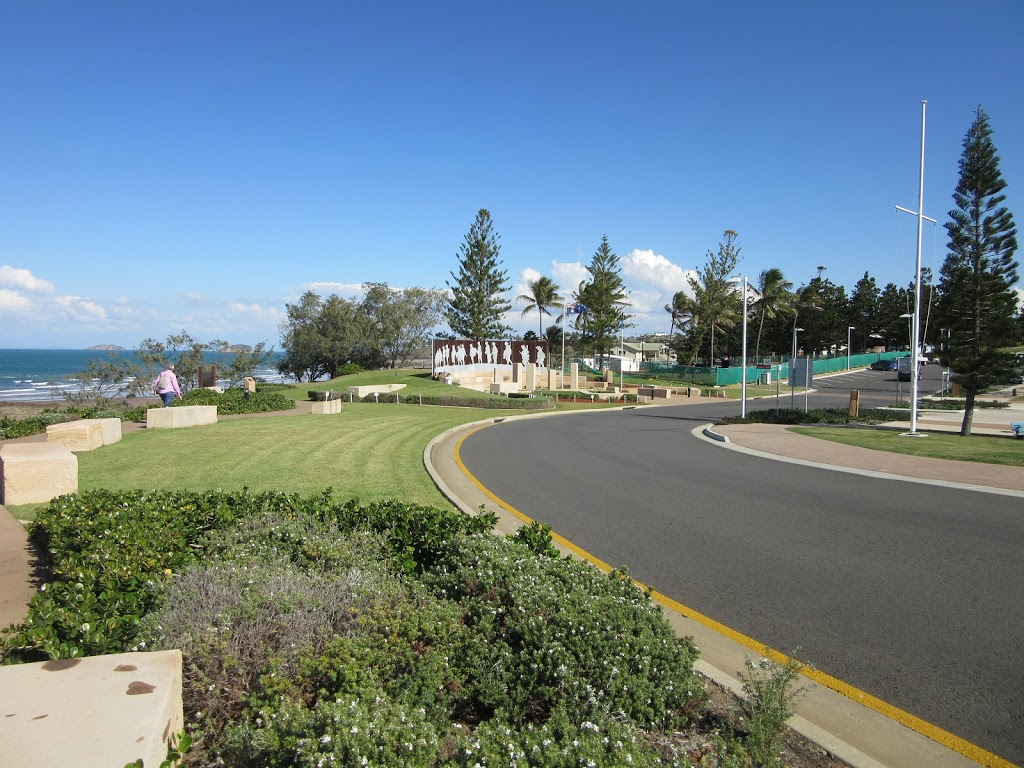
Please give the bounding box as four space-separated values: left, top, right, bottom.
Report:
640 352 902 386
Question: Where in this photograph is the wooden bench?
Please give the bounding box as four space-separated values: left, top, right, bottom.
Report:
1011 422 1023 439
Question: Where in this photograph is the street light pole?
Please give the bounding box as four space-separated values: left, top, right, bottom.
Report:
740 276 748 418
728 276 750 418
847 326 855 370
894 100 934 437
790 326 803 410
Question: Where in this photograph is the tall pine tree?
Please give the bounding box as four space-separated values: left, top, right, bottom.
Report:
936 107 1019 435
575 235 629 369
446 209 512 340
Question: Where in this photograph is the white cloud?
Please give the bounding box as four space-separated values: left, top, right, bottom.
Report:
54 295 108 322
0 288 32 313
228 301 284 323
302 281 365 296
0 266 54 293
621 249 695 294
550 261 588 295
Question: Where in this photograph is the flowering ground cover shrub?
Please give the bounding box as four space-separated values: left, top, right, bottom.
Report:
0 490 497 663
3 490 752 766
135 512 704 767
421 534 705 730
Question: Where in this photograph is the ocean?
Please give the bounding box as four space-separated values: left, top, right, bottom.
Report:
0 349 290 403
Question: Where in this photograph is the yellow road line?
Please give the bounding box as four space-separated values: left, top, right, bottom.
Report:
453 425 1015 768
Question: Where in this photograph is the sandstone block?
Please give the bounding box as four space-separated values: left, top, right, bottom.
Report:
46 420 105 452
0 650 183 768
310 399 342 414
0 443 78 506
91 417 123 445
146 405 218 429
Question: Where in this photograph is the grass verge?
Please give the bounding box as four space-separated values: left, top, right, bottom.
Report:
74 403 505 507
790 426 1024 467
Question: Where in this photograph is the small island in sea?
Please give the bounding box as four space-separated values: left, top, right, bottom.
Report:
85 344 126 351
220 344 253 353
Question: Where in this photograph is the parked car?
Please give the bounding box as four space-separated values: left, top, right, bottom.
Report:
1010 375 1023 385
870 359 897 371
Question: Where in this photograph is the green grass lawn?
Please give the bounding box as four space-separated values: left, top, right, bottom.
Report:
74 403 504 508
790 426 1024 466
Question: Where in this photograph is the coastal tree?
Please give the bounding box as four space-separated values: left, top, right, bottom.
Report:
751 267 793 361
278 291 331 382
849 272 880 353
359 282 446 368
221 342 275 387
670 230 742 365
135 331 227 394
574 236 629 369
517 275 563 337
446 209 512 340
936 107 1019 435
63 352 140 402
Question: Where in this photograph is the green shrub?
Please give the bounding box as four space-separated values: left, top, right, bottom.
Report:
717 407 908 426
1 491 498 663
421 534 706 728
888 398 1009 410
177 387 295 415
389 393 554 410
254 382 293 392
0 404 150 439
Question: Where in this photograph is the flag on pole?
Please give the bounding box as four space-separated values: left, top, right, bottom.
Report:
566 303 588 315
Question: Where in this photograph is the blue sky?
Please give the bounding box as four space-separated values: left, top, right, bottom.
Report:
1 1 1022 349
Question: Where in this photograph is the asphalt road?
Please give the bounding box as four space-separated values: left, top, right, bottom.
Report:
459 366 1024 764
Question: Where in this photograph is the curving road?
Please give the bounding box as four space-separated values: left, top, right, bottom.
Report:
459 367 1024 764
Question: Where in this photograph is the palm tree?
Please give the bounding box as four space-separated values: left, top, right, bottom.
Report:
517 276 563 337
751 268 794 361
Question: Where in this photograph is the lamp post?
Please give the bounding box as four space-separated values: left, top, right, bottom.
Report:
847 326 855 370
894 100 935 437
790 326 803 410
729 276 749 418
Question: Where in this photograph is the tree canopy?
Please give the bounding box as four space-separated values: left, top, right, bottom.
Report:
936 107 1019 435
446 209 512 340
574 236 629 368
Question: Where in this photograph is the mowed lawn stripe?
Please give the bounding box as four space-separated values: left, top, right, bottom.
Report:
77 404 506 506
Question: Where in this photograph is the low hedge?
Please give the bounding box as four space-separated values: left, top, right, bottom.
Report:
717 407 910 425
0 404 150 440
176 387 295 415
360 392 555 410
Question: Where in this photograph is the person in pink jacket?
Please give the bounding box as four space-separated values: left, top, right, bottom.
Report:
152 364 182 407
